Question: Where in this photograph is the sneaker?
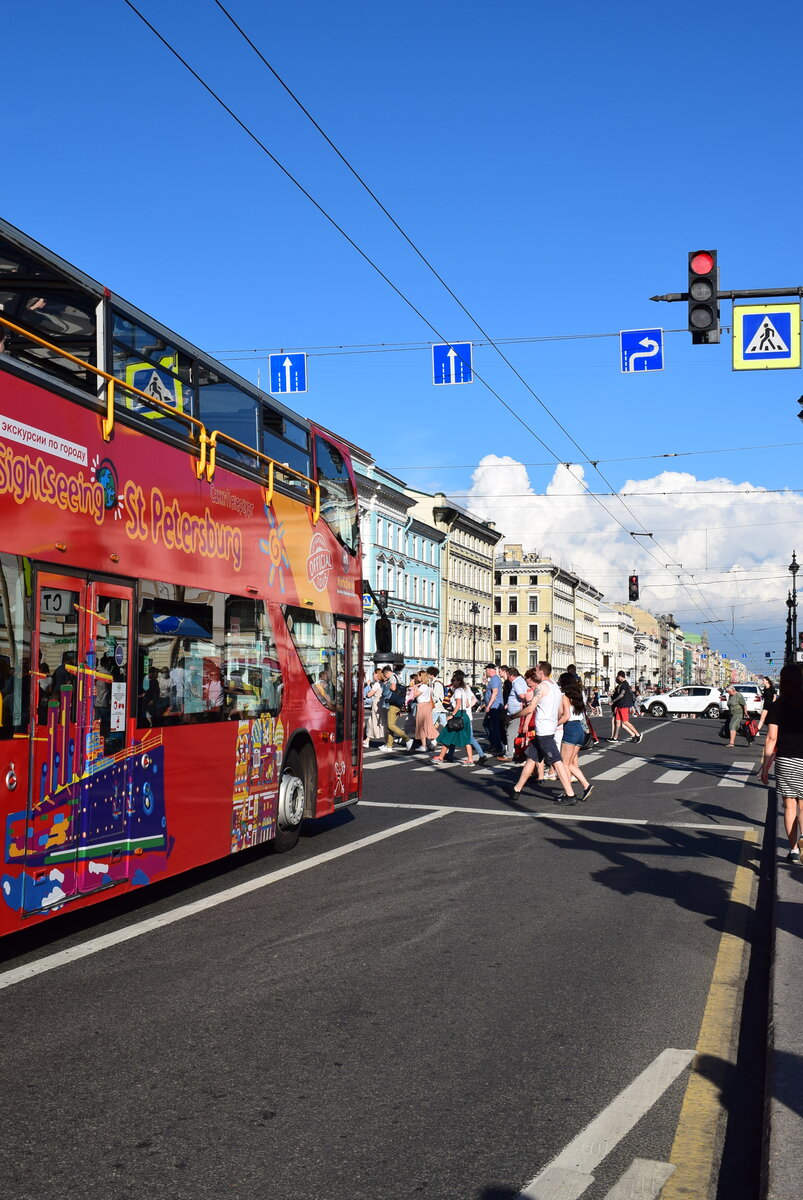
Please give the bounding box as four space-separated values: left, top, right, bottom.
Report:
555 794 578 806
405 739 414 750
477 755 488 767
379 745 393 753
632 734 642 744
580 784 594 801
606 737 618 743
787 848 800 864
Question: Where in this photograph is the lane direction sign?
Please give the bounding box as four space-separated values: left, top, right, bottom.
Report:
733 303 800 371
432 342 473 385
269 352 308 393
620 328 664 373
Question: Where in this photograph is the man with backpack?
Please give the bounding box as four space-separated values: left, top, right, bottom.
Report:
608 671 642 743
378 665 408 751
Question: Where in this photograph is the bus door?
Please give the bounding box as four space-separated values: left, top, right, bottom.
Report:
24 573 134 912
333 619 362 803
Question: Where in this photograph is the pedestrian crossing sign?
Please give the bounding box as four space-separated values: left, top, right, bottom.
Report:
733 303 800 370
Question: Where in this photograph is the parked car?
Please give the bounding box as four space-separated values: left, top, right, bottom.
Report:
643 685 724 719
718 682 763 717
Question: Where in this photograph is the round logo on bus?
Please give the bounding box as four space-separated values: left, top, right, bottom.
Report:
306 531 333 592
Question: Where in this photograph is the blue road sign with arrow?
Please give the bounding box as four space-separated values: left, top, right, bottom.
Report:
620 328 664 373
269 352 308 394
432 342 473 385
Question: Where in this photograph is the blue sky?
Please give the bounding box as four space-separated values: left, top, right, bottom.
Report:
6 0 803 670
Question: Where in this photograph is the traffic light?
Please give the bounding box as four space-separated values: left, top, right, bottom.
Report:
797 395 803 423
628 574 639 601
687 250 720 344
375 616 392 655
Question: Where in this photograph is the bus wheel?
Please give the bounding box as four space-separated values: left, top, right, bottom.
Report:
275 750 307 852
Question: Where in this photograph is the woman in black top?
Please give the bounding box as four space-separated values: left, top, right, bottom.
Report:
756 674 777 735
760 663 803 864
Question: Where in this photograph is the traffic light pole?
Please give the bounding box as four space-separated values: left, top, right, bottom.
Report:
651 287 803 302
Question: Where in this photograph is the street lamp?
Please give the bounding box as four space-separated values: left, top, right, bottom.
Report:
786 590 795 665
593 636 598 689
789 551 799 654
470 601 480 688
544 622 551 662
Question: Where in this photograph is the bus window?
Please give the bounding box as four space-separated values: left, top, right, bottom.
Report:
0 554 31 737
262 408 311 485
314 435 359 554
197 367 260 467
281 605 338 711
112 312 195 430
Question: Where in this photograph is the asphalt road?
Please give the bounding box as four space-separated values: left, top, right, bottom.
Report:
0 713 772 1200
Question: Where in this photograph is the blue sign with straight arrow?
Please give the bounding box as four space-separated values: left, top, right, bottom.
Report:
269 352 308 394
432 342 473 385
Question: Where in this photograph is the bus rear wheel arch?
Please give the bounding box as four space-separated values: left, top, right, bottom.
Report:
274 745 316 853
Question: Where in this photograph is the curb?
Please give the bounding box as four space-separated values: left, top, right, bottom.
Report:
762 802 803 1199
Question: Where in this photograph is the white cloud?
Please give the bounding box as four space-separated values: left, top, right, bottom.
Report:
461 455 799 650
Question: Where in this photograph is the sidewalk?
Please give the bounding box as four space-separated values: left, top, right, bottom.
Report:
763 803 803 1199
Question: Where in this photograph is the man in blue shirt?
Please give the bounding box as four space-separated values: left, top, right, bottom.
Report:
481 663 506 757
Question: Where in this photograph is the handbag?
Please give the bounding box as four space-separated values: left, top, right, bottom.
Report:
446 713 465 732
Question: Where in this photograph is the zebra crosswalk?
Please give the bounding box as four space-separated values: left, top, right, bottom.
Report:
362 745 759 789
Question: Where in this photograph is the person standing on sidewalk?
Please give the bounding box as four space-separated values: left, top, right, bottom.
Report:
760 662 803 863
481 663 506 758
608 672 641 743
506 661 577 804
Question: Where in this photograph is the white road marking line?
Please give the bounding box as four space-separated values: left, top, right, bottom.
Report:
517 1048 694 1200
591 756 647 782
0 810 449 993
358 800 756 832
602 1158 675 1199
363 758 409 770
655 769 691 785
718 761 753 788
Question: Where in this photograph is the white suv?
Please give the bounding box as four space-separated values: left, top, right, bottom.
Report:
719 683 763 717
644 686 723 719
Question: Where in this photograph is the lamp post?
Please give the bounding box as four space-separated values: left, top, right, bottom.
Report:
544 622 551 663
790 551 799 655
786 591 795 665
470 601 480 688
593 636 598 689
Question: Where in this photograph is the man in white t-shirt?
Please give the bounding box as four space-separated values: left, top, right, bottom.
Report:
505 661 576 803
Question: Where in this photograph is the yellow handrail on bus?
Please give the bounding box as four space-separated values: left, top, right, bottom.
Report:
0 314 208 480
205 428 320 522
0 314 321 520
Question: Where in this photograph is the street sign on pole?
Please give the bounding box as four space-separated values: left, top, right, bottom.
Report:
733 304 801 371
432 342 473 385
269 352 308 393
620 328 664 373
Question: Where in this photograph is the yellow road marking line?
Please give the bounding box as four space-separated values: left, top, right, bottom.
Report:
660 828 759 1199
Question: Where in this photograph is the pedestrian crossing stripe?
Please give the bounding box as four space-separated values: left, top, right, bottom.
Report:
733 302 801 371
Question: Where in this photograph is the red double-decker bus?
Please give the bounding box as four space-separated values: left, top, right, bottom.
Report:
0 219 363 937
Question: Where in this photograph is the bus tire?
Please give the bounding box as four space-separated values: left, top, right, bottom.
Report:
274 748 310 853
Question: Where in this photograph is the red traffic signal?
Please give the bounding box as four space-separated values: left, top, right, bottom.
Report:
687 249 720 344
628 574 639 601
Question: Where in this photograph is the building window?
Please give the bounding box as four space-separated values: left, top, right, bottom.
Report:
528 624 538 641
508 596 518 614
494 596 501 613
529 596 538 613
493 624 501 642
508 624 518 641
603 632 609 644
529 575 538 585
509 575 518 585
494 572 501 585
509 651 517 667
529 650 538 667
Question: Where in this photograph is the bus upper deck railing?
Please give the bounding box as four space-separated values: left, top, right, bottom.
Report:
0 314 320 518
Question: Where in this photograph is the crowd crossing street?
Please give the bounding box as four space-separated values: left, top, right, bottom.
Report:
0 710 773 1200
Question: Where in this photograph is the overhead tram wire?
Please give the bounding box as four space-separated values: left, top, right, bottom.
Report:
125 1 748 656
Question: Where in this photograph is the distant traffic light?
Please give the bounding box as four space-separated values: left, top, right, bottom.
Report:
687 250 720 344
628 574 639 601
797 395 803 423
375 617 392 655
